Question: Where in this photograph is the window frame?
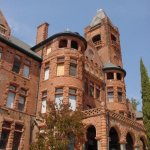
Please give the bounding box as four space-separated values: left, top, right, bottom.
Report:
69 88 77 111
57 57 65 76
12 55 21 74
23 59 31 78
107 87 114 102
69 58 77 76
55 87 63 108
41 91 47 113
44 62 50 80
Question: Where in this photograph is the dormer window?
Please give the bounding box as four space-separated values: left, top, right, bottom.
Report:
71 40 78 50
92 34 101 44
0 24 6 36
59 39 67 48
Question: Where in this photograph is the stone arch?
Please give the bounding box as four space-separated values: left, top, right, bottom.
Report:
109 127 120 150
126 132 135 150
109 125 121 139
140 136 147 150
85 125 97 150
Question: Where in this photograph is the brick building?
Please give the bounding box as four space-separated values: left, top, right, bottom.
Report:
0 9 147 150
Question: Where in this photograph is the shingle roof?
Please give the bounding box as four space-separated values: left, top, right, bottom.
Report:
0 35 42 61
103 62 126 76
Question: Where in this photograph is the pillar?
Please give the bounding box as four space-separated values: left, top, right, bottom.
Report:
120 143 126 150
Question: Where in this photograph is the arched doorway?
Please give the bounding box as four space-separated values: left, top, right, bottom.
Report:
140 137 146 150
109 127 120 150
126 133 134 150
85 125 97 150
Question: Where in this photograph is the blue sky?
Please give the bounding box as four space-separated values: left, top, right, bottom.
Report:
1 0 150 110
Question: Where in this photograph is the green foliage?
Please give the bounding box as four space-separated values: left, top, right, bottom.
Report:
30 103 85 150
140 59 150 148
130 98 140 110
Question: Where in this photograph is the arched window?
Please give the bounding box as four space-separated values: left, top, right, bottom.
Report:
109 127 120 150
71 40 78 50
126 133 134 150
59 39 67 48
85 126 97 150
92 34 101 44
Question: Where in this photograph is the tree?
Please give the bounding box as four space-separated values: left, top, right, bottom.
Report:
140 59 150 148
130 98 140 110
30 103 85 150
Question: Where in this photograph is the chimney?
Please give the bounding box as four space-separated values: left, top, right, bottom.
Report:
36 22 49 44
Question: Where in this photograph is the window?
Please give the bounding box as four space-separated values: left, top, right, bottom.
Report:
0 24 6 35
68 133 75 150
57 57 64 76
41 91 47 113
59 39 67 48
84 79 88 95
69 88 76 111
0 47 2 60
0 121 11 149
12 124 23 150
90 82 94 97
92 34 101 43
107 72 114 80
107 87 114 102
23 59 31 78
44 63 49 80
69 59 77 76
117 73 122 80
6 85 16 108
96 85 100 99
55 88 63 108
111 34 117 42
12 55 21 73
118 88 122 102
18 89 27 111
71 40 78 50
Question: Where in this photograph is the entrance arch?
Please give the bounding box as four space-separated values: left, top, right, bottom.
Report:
126 133 134 150
140 137 146 150
85 125 97 150
109 127 120 150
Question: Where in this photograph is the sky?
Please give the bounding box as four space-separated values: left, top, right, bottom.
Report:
1 0 150 110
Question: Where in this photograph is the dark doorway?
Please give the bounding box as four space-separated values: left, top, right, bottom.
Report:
109 127 120 150
140 137 146 150
85 126 97 150
126 133 134 150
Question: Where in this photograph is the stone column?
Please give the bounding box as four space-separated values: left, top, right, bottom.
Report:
134 146 140 150
120 143 126 150
97 140 101 150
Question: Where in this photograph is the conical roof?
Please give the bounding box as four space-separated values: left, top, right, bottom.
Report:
90 9 107 27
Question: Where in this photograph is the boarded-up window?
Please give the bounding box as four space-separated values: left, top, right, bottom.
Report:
44 63 49 80
107 87 114 102
41 91 47 113
12 55 21 73
69 88 76 111
55 88 63 108
46 47 51 55
57 57 64 76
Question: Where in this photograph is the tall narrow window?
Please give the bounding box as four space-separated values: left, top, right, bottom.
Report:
23 59 31 78
57 57 64 76
71 40 78 50
55 88 63 108
44 63 49 80
41 91 47 113
111 34 117 42
107 87 114 102
12 124 23 150
59 39 67 48
12 55 21 73
0 121 11 149
0 47 2 60
18 88 27 111
0 24 6 36
118 88 122 102
69 59 77 76
84 78 88 95
117 73 122 80
90 82 94 97
69 88 76 111
96 85 100 99
6 85 16 108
